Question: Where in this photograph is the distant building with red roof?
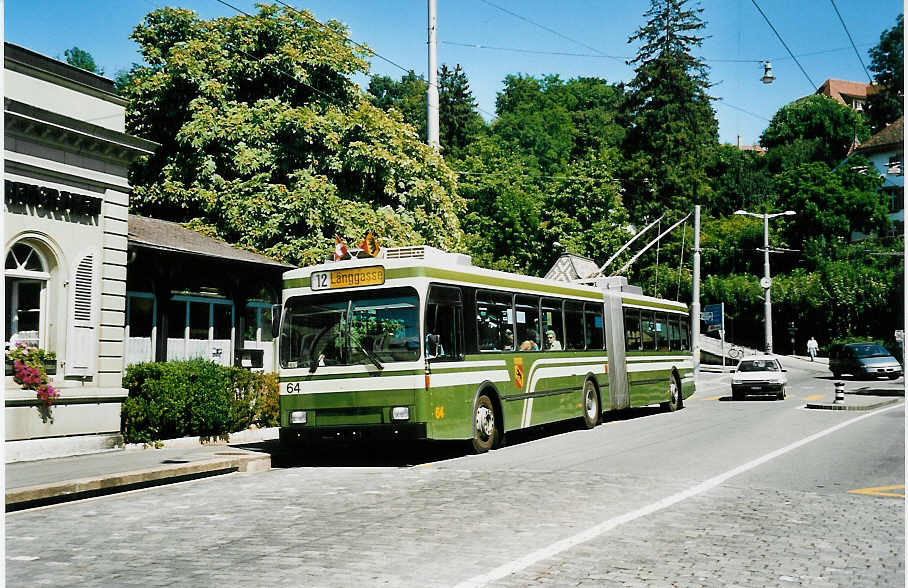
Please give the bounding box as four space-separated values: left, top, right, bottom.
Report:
815 78 878 112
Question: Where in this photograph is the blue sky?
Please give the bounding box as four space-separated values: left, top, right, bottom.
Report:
7 1 902 146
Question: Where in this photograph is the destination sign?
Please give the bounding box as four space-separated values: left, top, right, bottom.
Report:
311 266 385 291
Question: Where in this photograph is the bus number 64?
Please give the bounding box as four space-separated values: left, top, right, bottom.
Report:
285 382 301 394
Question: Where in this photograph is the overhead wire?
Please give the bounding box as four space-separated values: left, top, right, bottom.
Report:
750 0 817 89
828 0 873 83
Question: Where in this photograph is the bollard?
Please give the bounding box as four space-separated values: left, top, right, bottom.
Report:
833 381 845 404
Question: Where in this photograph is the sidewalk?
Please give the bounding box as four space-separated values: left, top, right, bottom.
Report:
6 429 277 511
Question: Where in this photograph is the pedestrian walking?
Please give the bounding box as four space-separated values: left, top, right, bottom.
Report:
807 336 819 362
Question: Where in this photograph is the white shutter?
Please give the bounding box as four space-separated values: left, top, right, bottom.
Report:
66 254 97 376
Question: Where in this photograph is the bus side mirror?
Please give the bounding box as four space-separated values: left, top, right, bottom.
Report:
271 304 282 339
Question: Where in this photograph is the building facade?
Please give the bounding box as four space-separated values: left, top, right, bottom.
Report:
4 43 158 457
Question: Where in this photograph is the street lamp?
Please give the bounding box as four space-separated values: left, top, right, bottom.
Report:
734 209 796 354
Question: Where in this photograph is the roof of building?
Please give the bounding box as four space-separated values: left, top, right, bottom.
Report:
544 253 601 282
5 42 118 97
128 215 293 269
815 78 877 105
853 116 904 155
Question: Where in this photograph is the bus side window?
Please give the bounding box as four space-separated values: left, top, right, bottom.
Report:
680 317 690 351
426 285 464 361
668 316 681 351
541 297 564 351
515 295 541 351
564 301 585 350
655 312 669 351
584 302 605 350
624 308 641 351
641 311 656 351
476 290 514 352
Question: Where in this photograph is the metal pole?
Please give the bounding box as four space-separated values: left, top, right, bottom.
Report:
763 213 772 354
692 205 701 377
426 0 440 150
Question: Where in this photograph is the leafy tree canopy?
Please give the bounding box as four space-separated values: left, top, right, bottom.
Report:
772 159 888 252
64 46 102 74
867 13 903 131
367 70 427 139
622 0 718 221
122 5 463 265
760 95 870 169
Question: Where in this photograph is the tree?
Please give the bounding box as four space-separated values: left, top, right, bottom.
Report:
122 6 463 266
454 135 546 274
367 70 427 139
772 159 888 252
705 144 773 216
760 95 870 170
492 74 577 173
622 0 718 222
867 13 903 131
438 64 485 160
64 46 102 75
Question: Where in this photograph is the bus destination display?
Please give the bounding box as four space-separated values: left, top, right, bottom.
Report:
310 266 385 291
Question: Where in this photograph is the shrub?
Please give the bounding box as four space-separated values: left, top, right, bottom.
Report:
121 359 277 444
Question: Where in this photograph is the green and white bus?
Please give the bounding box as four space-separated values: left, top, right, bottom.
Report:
275 246 694 452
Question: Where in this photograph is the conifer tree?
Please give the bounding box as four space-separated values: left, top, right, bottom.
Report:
438 64 484 160
622 0 718 221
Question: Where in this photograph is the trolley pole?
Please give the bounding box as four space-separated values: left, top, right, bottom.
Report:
692 205 701 377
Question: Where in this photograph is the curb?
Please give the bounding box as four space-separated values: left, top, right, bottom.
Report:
805 398 902 411
6 451 270 512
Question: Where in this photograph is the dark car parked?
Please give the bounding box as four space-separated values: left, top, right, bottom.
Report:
829 343 903 379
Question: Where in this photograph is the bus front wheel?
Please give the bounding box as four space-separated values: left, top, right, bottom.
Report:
661 373 681 412
472 393 500 453
582 379 600 429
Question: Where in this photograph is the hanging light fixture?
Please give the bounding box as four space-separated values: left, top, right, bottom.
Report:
761 60 775 84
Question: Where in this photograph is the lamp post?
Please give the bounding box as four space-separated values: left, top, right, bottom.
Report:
734 209 796 354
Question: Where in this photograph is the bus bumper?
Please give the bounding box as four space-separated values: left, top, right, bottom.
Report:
280 422 428 445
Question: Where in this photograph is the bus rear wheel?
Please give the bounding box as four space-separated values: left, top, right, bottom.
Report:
661 373 681 412
582 379 600 429
472 393 500 453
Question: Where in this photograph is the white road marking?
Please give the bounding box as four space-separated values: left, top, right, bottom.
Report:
454 402 902 587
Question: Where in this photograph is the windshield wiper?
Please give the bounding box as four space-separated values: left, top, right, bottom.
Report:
358 343 384 371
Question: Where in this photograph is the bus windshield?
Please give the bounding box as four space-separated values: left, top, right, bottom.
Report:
280 287 420 369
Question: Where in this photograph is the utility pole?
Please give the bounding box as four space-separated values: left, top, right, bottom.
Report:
735 209 796 354
692 205 701 377
426 0 440 150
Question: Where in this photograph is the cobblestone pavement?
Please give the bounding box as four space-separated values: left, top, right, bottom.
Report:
6 462 903 587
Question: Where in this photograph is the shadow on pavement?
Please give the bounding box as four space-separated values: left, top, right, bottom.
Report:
717 395 782 402
260 406 680 468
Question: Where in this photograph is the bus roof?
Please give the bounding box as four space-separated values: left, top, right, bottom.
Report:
282 246 688 312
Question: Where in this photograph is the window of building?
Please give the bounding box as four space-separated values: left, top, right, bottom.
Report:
887 154 903 176
5 242 50 348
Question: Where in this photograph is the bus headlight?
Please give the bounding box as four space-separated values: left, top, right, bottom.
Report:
391 406 410 421
290 410 307 424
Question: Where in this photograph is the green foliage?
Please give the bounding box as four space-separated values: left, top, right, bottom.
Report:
705 145 773 217
121 360 279 443
772 160 888 251
438 64 485 160
367 70 427 138
64 46 102 74
760 95 870 170
867 13 903 131
122 5 464 266
622 0 718 221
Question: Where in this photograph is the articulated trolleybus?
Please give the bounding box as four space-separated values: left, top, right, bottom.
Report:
276 246 694 452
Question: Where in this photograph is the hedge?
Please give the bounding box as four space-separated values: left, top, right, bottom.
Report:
121 359 279 444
